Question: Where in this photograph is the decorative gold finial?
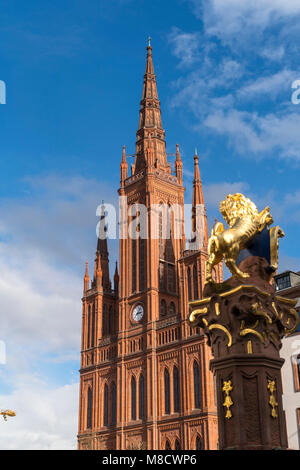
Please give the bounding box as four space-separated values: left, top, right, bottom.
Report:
267 380 278 418
222 380 233 419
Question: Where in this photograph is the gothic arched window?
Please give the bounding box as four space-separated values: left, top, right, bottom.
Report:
168 264 175 293
108 306 113 334
193 265 198 300
164 368 170 415
173 366 180 412
159 206 163 258
139 238 145 292
165 440 171 450
159 262 164 290
139 374 145 420
87 305 91 348
87 387 92 429
132 238 137 293
103 383 109 426
111 381 116 426
169 302 176 316
175 439 181 450
196 436 202 450
131 376 137 421
91 304 95 347
113 308 118 335
193 361 201 409
160 299 167 317
187 267 192 300
102 305 107 337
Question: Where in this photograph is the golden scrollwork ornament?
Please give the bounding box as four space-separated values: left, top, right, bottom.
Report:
222 380 233 419
267 379 278 418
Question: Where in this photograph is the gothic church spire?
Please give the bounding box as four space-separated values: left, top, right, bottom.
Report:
134 40 167 172
191 151 208 249
94 202 111 290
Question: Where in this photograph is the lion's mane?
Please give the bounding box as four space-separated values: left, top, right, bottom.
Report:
219 193 258 227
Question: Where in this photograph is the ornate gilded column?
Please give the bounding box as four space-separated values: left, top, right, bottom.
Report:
189 193 299 450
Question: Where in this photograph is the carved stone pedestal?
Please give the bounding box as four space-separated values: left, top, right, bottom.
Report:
189 266 299 450
212 354 286 450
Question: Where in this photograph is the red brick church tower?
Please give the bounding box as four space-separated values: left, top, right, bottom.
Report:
77 42 223 450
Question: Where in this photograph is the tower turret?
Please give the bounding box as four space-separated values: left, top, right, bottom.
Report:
175 143 183 184
114 261 119 295
120 145 128 183
95 202 111 290
83 261 89 294
191 150 208 250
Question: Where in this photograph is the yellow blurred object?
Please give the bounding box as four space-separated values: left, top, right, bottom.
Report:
0 409 16 421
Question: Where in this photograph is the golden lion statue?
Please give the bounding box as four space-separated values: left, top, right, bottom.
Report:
205 193 274 282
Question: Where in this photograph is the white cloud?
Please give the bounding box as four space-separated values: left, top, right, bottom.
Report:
0 173 118 449
169 57 241 119
204 109 266 153
0 174 117 355
168 27 202 67
0 379 78 450
284 189 300 206
204 109 300 159
190 0 300 38
0 174 117 269
238 69 297 99
0 243 81 353
219 59 244 83
204 181 250 207
169 27 300 161
261 46 285 62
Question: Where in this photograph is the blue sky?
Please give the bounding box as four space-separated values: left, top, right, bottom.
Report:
0 0 300 449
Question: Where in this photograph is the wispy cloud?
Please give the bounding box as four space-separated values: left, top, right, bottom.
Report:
204 110 300 160
169 7 300 161
0 379 78 450
168 27 202 67
238 69 297 100
0 173 117 449
261 46 285 62
204 181 250 207
189 0 300 45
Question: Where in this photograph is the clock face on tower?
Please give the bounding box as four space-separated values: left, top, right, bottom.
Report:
132 304 144 322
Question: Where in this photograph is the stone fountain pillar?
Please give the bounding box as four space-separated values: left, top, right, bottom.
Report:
189 258 299 450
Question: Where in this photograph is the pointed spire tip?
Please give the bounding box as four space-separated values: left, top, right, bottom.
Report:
84 261 89 278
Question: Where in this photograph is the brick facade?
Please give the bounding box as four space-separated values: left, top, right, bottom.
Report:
77 44 222 450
